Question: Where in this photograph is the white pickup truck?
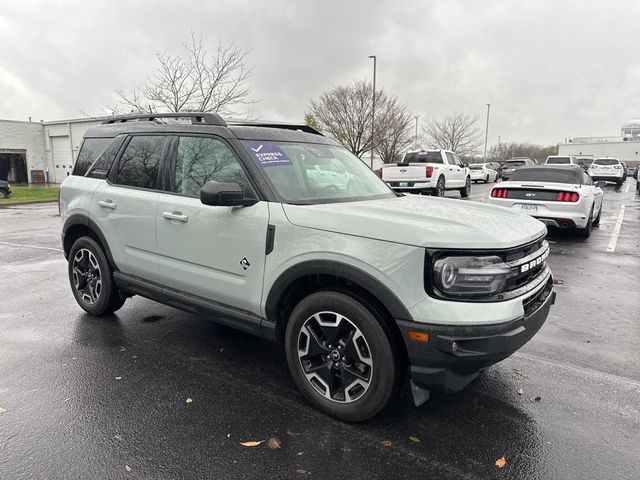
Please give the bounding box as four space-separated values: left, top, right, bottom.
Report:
380 150 471 197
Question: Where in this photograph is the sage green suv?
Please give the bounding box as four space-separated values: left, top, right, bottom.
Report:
60 113 555 421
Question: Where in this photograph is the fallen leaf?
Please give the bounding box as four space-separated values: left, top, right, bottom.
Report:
186 398 193 404
125 465 132 472
409 435 420 443
495 456 506 469
296 451 304 456
296 470 308 475
530 396 542 403
517 388 524 396
219 347 225 353
0 407 6 415
131 355 138 359
115 376 122 380
287 429 301 436
381 440 392 447
268 436 282 449
240 440 264 447
553 279 564 285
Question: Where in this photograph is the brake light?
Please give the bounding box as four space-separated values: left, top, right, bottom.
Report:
613 165 621 169
590 165 597 169
556 191 579 202
491 188 509 198
426 166 433 178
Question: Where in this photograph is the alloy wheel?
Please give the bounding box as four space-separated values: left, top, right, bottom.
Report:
297 311 373 404
72 248 102 304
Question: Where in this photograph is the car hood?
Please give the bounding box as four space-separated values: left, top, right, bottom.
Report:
282 195 546 249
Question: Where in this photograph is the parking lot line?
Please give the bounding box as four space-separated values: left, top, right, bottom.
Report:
625 182 630 193
606 205 626 253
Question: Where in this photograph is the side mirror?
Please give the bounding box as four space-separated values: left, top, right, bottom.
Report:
200 181 257 207
595 181 606 187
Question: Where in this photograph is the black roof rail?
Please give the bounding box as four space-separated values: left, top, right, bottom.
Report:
228 122 323 136
101 112 227 126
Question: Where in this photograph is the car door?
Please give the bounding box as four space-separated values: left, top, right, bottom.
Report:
91 135 168 282
445 152 463 187
155 134 269 317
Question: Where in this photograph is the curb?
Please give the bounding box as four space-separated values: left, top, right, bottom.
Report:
0 200 58 208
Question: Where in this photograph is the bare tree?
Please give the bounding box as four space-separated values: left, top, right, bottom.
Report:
112 31 253 116
488 142 558 163
307 80 412 162
422 111 483 157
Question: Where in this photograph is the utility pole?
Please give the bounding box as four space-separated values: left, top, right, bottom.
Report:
414 115 419 149
483 103 491 160
368 55 377 168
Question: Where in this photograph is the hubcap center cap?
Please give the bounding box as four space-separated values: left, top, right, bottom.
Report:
330 349 341 362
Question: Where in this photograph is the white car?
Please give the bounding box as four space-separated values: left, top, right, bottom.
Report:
469 163 500 183
545 155 579 166
587 157 625 186
487 165 604 237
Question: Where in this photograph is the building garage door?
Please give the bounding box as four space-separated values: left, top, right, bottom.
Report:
52 136 72 183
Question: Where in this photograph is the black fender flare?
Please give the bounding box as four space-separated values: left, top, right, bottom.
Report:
264 260 414 325
62 213 117 269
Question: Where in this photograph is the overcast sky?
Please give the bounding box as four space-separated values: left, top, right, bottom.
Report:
1 0 638 147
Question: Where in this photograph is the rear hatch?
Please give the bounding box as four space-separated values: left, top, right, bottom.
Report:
491 182 582 215
590 160 621 176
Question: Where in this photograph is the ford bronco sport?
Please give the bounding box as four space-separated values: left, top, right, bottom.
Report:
60 113 555 421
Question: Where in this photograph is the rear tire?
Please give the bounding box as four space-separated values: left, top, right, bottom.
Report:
68 236 126 316
285 291 402 422
577 208 593 238
431 177 446 197
459 177 471 198
592 205 601 227
0 190 6 198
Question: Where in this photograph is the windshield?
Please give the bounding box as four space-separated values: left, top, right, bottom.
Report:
547 157 570 164
593 159 619 165
509 168 580 184
242 141 395 204
399 151 443 164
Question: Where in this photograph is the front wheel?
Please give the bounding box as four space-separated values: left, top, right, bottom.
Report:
285 291 402 422
459 177 471 198
68 236 126 316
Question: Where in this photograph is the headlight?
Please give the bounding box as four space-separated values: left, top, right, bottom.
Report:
433 255 516 298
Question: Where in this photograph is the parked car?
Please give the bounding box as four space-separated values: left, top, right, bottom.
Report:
469 162 499 183
545 155 579 166
620 162 628 182
576 158 593 171
0 180 11 198
488 165 604 238
59 113 555 421
626 166 635 177
634 165 639 180
501 158 537 180
380 149 471 197
587 157 625 186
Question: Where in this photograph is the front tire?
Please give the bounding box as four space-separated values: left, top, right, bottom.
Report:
285 291 402 422
68 236 125 316
459 177 471 198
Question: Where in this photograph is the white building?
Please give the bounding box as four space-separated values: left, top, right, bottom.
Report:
0 116 105 184
557 119 640 167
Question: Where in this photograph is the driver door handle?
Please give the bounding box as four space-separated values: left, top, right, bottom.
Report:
162 211 189 223
97 200 116 209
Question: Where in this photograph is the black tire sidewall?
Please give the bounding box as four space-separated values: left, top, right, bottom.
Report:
68 236 119 315
285 291 398 422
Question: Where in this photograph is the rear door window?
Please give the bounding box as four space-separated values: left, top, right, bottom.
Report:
115 136 167 189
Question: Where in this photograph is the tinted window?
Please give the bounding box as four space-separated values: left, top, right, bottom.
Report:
593 159 619 165
469 165 483 170
116 136 166 189
583 172 593 185
452 153 464 167
87 136 125 178
509 168 581 184
401 151 443 164
506 160 526 167
547 157 570 164
445 152 455 165
73 138 111 176
172 136 250 197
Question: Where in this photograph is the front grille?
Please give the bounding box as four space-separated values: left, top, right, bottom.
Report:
504 240 549 293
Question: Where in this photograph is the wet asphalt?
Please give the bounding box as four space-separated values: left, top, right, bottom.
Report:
0 180 638 480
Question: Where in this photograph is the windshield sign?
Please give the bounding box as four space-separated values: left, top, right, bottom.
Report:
243 141 395 204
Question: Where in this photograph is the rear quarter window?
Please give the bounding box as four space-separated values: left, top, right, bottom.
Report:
73 138 112 176
86 136 126 178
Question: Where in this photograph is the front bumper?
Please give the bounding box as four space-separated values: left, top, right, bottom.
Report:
398 278 555 393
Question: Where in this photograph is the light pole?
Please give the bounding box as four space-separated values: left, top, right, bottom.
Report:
368 55 377 168
414 115 419 149
483 103 491 160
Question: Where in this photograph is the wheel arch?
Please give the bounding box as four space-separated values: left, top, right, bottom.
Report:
265 260 413 346
62 214 117 269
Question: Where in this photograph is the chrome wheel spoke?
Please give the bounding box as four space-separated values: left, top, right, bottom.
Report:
72 248 102 305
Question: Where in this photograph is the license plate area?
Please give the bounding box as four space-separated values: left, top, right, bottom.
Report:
520 204 538 212
399 182 408 187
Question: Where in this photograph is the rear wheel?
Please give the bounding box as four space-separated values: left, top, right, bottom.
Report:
431 177 445 197
577 208 593 238
285 291 402 422
484 174 489 183
592 205 601 227
68 237 125 316
0 190 6 198
459 177 471 198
